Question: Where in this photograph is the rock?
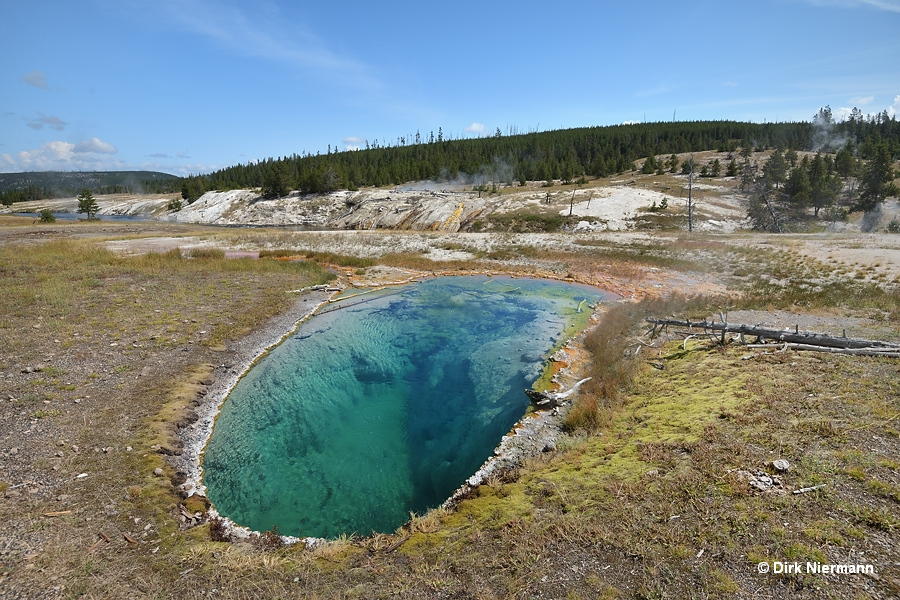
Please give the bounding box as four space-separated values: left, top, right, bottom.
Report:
738 469 784 493
772 459 790 472
9 447 19 455
153 468 164 477
542 441 556 453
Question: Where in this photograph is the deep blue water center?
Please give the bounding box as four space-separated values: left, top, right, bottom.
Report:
203 275 606 538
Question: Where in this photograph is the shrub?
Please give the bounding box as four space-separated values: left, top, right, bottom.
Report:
209 517 232 542
39 209 56 223
188 248 226 259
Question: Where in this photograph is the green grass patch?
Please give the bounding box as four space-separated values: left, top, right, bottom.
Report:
301 250 377 268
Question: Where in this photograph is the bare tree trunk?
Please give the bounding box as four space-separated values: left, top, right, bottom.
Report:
687 155 694 232
646 317 899 352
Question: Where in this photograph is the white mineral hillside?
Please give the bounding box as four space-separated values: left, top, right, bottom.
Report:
7 180 896 233
148 183 748 232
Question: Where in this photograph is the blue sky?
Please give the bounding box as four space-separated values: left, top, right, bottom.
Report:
2 0 899 176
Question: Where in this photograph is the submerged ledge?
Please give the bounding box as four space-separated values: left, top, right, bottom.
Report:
172 271 611 545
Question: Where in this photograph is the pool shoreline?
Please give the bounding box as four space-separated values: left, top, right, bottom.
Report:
174 272 612 546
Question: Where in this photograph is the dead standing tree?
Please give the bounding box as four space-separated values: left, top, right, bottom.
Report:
683 155 699 232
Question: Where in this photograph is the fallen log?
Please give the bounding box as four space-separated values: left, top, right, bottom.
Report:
646 318 900 351
525 377 592 408
745 343 900 357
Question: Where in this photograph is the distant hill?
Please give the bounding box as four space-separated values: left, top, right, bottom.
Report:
187 115 899 199
0 170 181 204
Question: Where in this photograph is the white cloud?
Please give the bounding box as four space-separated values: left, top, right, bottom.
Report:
144 0 380 90
464 122 485 134
21 70 49 89
848 96 874 106
1 139 122 172
795 0 900 12
723 81 738 88
833 94 900 121
622 120 640 125
856 0 900 10
342 136 367 150
26 114 68 131
136 160 209 177
635 83 675 98
73 137 118 154
889 94 900 117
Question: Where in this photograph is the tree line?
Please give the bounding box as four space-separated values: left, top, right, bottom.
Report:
178 111 899 206
181 120 820 201
0 171 180 206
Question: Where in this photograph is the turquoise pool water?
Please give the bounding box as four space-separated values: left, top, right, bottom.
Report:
202 275 607 538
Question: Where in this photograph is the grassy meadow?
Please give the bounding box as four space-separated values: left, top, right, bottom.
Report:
1 217 898 599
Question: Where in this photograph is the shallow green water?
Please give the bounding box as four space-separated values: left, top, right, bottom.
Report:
203 275 607 538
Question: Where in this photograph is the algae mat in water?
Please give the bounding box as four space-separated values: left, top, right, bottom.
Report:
203 275 608 538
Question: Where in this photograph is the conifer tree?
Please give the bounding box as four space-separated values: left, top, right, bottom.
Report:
858 143 899 212
785 165 812 210
76 188 99 220
763 149 788 189
262 161 292 199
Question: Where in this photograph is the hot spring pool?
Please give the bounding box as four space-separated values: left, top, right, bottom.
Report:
202 275 609 538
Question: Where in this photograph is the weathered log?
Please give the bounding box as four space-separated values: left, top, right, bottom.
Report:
745 343 900 357
525 377 593 408
646 318 899 351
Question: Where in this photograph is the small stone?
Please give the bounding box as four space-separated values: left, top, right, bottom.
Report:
8 448 19 455
126 446 133 452
542 441 556 453
75 473 88 479
153 468 164 477
772 459 790 472
71 445 79 452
